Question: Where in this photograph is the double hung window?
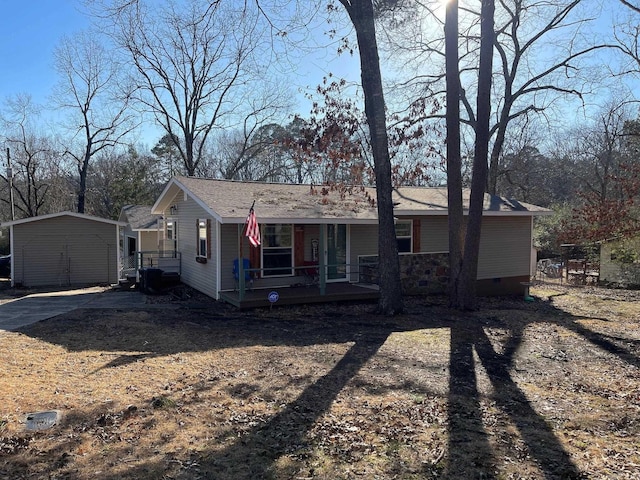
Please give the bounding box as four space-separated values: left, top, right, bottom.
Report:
395 220 413 253
262 224 293 276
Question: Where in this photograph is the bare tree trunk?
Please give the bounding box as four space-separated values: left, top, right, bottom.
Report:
445 0 465 306
340 0 403 315
77 147 91 214
487 95 512 194
54 31 135 215
453 0 495 310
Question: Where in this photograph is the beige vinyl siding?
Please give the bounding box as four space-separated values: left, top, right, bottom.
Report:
220 223 244 291
173 195 218 298
599 240 640 284
346 216 529 282
139 231 159 252
417 216 531 279
349 224 377 281
420 217 449 252
13 217 118 287
121 227 158 253
303 225 321 261
348 217 450 258
477 217 532 279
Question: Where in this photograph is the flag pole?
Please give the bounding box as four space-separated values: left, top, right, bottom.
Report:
239 200 256 300
240 200 256 259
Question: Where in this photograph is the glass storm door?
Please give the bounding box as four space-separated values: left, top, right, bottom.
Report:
326 224 348 281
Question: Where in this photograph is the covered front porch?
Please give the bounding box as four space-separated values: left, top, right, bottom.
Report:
219 221 379 309
218 282 380 309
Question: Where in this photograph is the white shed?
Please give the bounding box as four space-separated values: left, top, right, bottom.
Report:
1 212 126 288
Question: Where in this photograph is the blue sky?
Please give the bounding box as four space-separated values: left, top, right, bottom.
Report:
0 1 359 109
0 1 360 146
0 1 637 146
0 1 90 106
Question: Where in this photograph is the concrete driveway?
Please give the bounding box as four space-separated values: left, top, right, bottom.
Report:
0 286 157 331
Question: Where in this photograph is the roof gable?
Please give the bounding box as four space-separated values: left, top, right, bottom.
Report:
0 211 127 228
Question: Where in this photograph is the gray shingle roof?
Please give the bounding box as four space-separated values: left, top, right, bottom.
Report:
156 176 550 224
120 205 159 230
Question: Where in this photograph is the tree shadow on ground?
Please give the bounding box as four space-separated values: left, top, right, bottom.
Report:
446 319 583 479
11 292 640 479
445 291 640 480
193 332 392 479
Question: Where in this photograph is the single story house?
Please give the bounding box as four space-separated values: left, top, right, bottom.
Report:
0 212 126 288
151 176 551 307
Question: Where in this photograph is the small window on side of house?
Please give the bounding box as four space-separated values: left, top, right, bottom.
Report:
166 220 178 251
395 219 412 253
167 221 174 241
197 219 209 259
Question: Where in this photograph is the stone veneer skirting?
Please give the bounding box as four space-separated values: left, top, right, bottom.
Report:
359 252 527 296
359 252 449 295
399 253 450 295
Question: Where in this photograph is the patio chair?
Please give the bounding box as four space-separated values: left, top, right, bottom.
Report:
233 258 252 291
302 260 319 286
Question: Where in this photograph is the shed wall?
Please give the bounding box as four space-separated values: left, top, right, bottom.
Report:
13 216 118 287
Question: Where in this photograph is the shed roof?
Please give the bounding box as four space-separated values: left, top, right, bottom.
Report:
0 211 127 228
119 205 159 231
152 176 551 224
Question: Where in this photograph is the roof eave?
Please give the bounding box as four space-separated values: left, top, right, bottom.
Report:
0 211 127 228
394 209 552 217
218 216 380 225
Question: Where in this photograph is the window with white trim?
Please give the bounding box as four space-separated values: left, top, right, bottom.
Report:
166 220 177 251
262 224 293 276
197 219 209 259
395 220 413 253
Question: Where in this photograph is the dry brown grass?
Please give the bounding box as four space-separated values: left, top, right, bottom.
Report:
1 284 639 479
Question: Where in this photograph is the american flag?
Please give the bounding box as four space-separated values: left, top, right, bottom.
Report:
245 208 261 247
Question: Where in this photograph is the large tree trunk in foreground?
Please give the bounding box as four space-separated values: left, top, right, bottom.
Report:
445 0 464 306
340 0 403 315
450 0 495 310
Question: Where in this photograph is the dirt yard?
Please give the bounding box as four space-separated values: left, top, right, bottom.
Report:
0 284 639 479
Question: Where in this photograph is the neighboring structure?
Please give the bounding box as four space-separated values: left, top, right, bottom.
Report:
599 236 640 287
0 212 126 288
118 205 181 284
151 176 551 306
119 205 161 258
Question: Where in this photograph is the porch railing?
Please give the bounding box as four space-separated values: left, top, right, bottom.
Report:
120 250 181 280
234 260 379 301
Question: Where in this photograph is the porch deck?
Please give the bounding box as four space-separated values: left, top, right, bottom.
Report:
219 282 380 309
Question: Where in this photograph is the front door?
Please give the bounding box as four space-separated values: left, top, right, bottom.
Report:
326 224 348 281
127 236 136 257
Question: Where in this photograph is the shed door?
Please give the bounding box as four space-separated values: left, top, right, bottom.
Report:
21 235 113 287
